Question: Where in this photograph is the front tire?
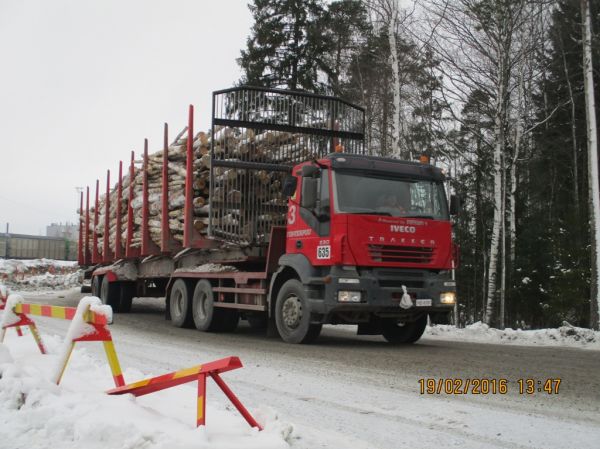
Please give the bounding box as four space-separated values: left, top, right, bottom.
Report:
169 279 193 328
275 279 321 344
381 315 427 344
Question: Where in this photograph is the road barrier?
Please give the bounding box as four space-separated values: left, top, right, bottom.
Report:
1 294 262 431
0 295 125 387
107 356 263 430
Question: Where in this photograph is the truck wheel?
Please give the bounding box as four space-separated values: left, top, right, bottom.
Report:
91 276 101 297
275 279 321 344
192 280 218 331
100 276 121 310
381 315 427 344
118 282 135 313
169 279 193 328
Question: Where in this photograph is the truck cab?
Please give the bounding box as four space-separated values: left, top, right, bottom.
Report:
272 153 456 343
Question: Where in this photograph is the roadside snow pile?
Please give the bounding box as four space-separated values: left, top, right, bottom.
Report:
0 258 81 290
0 332 291 449
426 321 600 350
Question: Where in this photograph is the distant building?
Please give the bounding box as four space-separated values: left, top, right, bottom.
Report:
46 222 79 241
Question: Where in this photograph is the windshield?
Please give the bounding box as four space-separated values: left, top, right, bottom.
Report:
333 171 449 220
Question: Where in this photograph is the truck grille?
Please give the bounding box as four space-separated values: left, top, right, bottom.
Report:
368 244 434 264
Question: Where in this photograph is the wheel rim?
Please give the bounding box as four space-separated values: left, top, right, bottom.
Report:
281 294 302 329
173 289 184 317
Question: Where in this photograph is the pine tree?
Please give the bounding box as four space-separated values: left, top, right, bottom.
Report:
238 0 327 92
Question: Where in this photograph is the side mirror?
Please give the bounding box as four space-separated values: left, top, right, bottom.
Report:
282 175 297 197
301 178 318 209
449 194 460 216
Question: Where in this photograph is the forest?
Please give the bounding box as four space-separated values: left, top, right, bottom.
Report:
237 0 600 329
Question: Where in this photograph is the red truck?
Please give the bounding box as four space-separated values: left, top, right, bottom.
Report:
79 87 457 344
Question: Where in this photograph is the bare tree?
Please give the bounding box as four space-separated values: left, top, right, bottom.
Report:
423 0 548 326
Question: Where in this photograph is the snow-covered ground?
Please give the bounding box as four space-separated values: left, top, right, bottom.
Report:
0 259 80 291
0 330 291 449
425 321 600 351
2 289 600 449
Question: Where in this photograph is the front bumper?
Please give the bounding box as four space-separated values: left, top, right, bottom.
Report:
307 266 455 323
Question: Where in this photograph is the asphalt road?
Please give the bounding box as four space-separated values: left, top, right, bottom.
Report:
18 288 600 449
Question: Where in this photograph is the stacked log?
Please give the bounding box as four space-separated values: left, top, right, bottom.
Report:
87 125 318 254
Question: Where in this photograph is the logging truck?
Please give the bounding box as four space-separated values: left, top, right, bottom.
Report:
78 87 457 344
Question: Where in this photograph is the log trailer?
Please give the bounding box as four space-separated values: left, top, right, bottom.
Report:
78 87 457 344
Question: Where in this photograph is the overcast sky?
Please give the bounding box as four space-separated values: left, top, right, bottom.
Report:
0 0 252 235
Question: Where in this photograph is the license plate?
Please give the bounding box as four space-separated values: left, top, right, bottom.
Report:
416 299 432 307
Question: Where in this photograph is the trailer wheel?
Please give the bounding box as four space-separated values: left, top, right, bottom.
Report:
91 276 101 297
275 279 321 344
381 315 427 344
100 276 120 310
191 280 218 331
169 279 193 328
118 282 135 313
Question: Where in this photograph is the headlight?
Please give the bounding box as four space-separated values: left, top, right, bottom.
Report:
440 292 456 304
338 291 362 302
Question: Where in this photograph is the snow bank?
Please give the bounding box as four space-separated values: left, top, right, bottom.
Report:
0 294 25 330
426 321 600 350
0 258 81 291
0 332 291 449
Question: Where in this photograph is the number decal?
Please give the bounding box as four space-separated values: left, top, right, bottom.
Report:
288 205 296 225
317 245 331 260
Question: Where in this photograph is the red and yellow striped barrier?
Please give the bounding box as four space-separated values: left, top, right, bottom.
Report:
107 356 262 430
1 298 124 388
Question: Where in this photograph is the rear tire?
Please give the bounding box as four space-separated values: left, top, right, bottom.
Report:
118 282 135 313
275 279 321 344
381 315 427 344
91 276 101 297
169 279 193 328
192 280 218 331
100 276 121 310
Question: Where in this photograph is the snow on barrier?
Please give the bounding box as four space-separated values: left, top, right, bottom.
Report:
0 295 125 387
0 284 23 336
106 356 263 431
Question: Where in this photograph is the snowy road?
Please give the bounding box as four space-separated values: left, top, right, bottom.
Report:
19 289 600 449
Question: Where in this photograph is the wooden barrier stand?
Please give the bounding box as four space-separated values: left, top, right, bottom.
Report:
107 356 263 430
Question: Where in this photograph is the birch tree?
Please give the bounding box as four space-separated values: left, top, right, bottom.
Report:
581 0 600 329
423 0 548 326
366 0 416 159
